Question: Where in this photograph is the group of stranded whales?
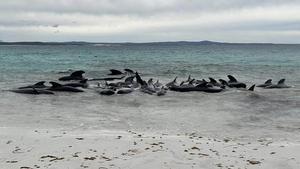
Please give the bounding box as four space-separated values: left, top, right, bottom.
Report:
9 69 291 96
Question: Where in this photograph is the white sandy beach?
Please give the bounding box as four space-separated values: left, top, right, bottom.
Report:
1 127 299 169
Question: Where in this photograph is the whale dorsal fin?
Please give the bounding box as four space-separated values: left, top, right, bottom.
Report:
109 69 123 75
219 79 228 86
34 81 46 86
180 81 184 86
50 82 62 88
227 75 237 82
248 84 255 91
70 70 85 77
264 79 272 84
124 68 134 74
278 79 285 85
196 82 208 88
209 77 217 83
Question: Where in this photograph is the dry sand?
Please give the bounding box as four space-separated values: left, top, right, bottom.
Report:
0 127 299 169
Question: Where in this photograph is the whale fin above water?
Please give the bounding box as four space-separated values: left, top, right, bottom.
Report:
219 79 228 86
124 68 134 74
209 77 217 84
18 81 47 89
108 69 123 75
34 81 46 86
49 82 63 88
248 84 255 91
227 75 238 82
264 79 272 84
278 79 285 85
70 70 85 77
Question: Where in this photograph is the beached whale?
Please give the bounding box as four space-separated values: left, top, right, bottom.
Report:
48 82 84 92
265 79 291 89
88 76 125 81
63 79 88 88
166 77 178 88
10 88 54 95
170 82 223 93
99 89 115 95
59 70 85 81
208 77 225 89
117 88 134 94
257 79 272 88
18 81 47 89
226 75 247 88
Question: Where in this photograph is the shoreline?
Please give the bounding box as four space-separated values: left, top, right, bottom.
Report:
1 127 299 169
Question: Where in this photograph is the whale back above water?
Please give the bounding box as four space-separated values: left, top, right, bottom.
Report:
59 70 85 81
265 79 291 89
10 88 54 95
18 81 47 89
49 81 84 92
257 79 272 87
108 69 123 75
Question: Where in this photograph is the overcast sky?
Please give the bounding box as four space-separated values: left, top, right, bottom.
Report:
0 0 300 43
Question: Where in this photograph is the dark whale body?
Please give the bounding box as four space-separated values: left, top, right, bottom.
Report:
59 70 85 81
257 79 272 88
18 81 47 89
48 82 84 92
10 88 54 95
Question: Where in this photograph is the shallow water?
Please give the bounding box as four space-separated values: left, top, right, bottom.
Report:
0 43 299 141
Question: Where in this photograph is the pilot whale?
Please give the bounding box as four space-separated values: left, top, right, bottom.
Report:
48 82 84 92
257 79 272 88
265 79 291 89
59 70 85 81
10 88 54 95
63 79 88 88
18 81 47 89
226 75 247 88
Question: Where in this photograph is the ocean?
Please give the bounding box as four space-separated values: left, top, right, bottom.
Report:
0 43 299 141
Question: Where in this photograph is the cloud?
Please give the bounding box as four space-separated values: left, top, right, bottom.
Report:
0 0 300 43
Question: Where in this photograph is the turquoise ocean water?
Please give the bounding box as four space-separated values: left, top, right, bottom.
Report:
0 43 299 140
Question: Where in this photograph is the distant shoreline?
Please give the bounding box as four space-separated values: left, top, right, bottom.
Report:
0 41 299 46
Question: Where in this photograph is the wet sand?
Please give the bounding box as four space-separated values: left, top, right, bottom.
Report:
1 127 299 169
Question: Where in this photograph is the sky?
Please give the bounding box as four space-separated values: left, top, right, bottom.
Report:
0 0 300 43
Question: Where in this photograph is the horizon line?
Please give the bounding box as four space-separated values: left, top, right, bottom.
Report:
0 40 300 45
